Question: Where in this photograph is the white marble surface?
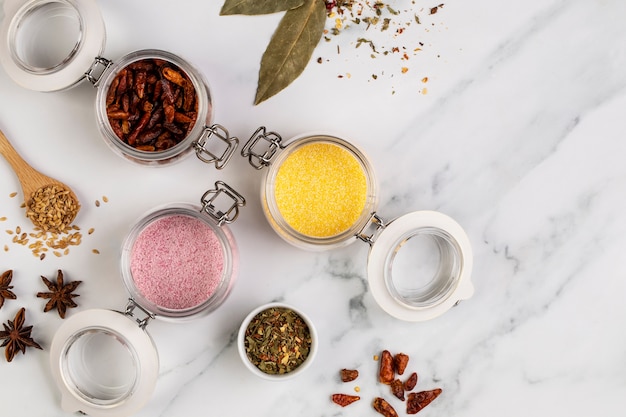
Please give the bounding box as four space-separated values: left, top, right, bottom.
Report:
1 0 625 415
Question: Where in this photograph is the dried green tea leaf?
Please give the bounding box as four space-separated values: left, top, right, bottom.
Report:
220 0 306 15
254 0 326 105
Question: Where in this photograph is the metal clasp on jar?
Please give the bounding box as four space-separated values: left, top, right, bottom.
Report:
200 181 246 226
241 126 285 169
85 56 113 87
123 298 156 329
193 124 239 169
357 213 387 245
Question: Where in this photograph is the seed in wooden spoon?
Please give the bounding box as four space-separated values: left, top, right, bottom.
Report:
25 185 80 233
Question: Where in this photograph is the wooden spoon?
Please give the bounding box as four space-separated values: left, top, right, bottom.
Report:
0 129 81 231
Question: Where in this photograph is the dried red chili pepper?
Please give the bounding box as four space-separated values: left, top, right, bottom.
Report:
162 67 186 86
136 69 147 93
331 393 360 407
105 58 198 152
403 372 418 391
406 389 442 414
340 368 359 382
393 352 409 375
373 397 398 417
378 350 394 384
390 379 405 401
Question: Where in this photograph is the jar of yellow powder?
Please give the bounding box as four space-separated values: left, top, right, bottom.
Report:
242 128 378 250
242 127 475 322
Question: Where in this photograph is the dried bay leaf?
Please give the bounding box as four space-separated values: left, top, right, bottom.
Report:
220 0 306 15
254 0 326 104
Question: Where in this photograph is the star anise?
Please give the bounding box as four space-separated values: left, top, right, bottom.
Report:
0 307 43 362
37 269 82 319
0 270 17 310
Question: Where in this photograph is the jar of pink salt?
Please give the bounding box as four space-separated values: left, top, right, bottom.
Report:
241 128 474 323
120 181 244 320
47 181 244 417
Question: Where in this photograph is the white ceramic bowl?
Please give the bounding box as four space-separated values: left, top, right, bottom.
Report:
237 302 318 381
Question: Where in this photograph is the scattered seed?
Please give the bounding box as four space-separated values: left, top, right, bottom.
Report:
95 200 100 207
2 187 101 258
102 196 109 203
92 249 100 254
9 192 17 198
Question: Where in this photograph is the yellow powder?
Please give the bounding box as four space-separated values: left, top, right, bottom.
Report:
275 142 367 238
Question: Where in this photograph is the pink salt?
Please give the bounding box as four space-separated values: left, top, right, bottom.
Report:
130 214 225 310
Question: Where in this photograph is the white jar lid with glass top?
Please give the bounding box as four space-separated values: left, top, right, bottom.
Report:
48 182 245 416
242 127 474 321
0 0 238 167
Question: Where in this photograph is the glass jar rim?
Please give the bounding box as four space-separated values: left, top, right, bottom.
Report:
9 0 85 75
383 226 464 309
61 326 140 406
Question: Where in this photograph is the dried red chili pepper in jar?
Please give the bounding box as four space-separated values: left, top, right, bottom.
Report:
105 58 198 152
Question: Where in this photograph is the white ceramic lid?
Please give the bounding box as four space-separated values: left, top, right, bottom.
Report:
0 0 105 91
367 210 474 321
49 309 159 417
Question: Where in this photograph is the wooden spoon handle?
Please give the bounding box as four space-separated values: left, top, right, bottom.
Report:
0 129 41 174
0 129 48 198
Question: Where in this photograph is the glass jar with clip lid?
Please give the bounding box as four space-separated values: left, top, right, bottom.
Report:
48 181 245 417
241 127 474 322
0 0 238 167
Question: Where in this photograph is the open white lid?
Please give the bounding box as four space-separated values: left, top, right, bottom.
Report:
367 210 474 322
0 0 105 91
49 309 159 417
